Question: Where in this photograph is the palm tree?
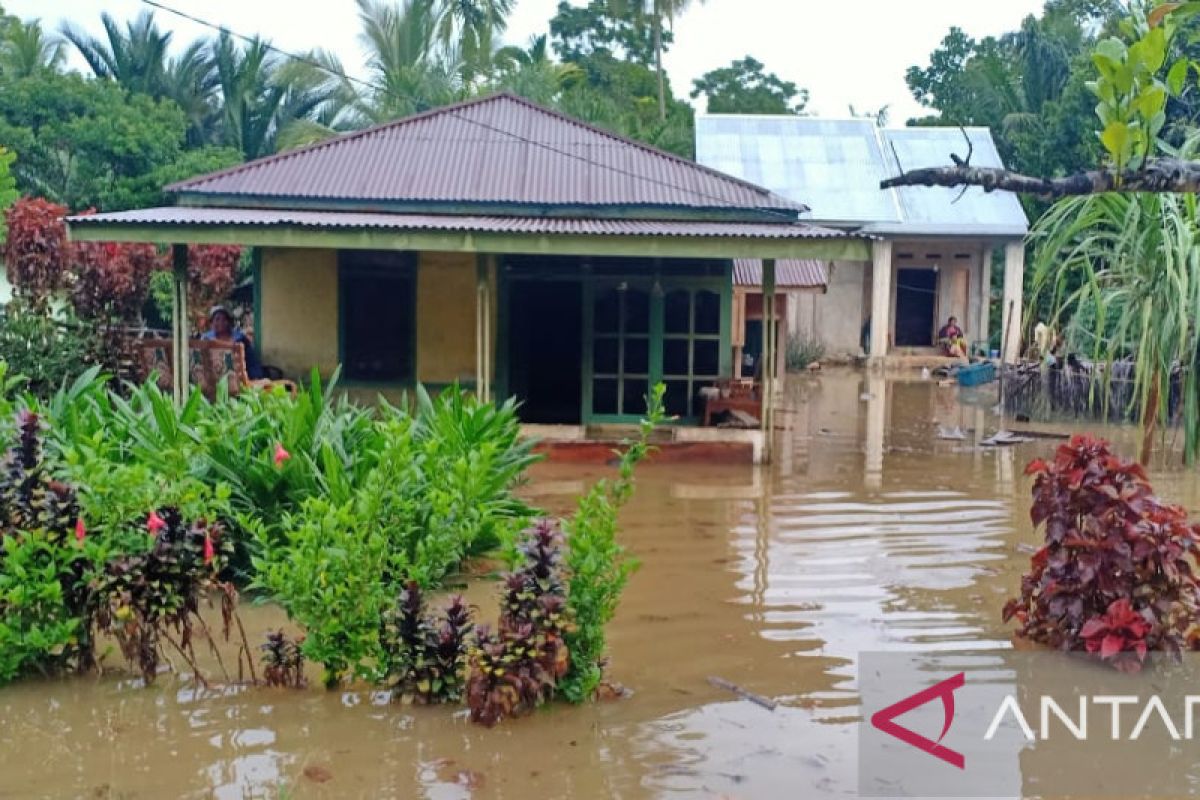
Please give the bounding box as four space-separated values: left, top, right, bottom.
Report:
163 39 220 147
212 33 342 159
0 18 65 78
436 0 514 85
60 11 172 97
354 0 460 123
607 0 704 121
493 34 581 104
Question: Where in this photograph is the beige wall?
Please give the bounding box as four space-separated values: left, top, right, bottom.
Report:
788 260 868 359
416 251 477 384
259 247 492 389
260 247 339 377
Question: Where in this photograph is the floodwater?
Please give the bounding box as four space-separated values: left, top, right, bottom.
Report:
3 369 1200 799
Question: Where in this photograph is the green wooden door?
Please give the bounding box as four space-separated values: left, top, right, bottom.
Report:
583 277 730 424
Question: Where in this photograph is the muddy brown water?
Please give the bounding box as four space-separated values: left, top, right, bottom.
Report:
3 369 1199 799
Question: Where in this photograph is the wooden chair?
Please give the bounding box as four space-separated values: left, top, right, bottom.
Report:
137 337 253 398
702 378 763 427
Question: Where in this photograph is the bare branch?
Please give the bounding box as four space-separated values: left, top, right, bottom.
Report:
880 158 1200 197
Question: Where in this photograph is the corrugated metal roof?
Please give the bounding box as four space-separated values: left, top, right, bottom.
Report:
696 116 900 226
733 258 826 289
66 206 849 240
695 115 1028 237
875 127 1028 236
167 93 804 216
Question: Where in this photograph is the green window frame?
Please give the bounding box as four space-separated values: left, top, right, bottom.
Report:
337 250 417 385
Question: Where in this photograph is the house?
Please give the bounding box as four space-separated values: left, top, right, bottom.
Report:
695 116 1030 364
731 258 825 378
65 93 871 463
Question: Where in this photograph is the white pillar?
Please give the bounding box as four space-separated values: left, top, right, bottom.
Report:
869 240 893 362
171 244 189 406
1002 241 1025 364
979 246 992 355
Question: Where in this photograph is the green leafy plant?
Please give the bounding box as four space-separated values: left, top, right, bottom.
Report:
786 333 825 371
558 383 663 702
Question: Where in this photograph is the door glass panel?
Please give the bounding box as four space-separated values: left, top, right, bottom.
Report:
593 337 619 374
593 378 618 415
693 339 719 376
664 290 690 334
695 290 720 334
664 379 690 417
663 339 689 375
625 337 649 374
625 288 650 334
622 379 648 416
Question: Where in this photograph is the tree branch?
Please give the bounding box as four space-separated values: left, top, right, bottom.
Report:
880 158 1200 197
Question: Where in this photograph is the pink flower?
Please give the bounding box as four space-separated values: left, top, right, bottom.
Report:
273 443 291 468
75 517 86 544
203 532 215 565
147 510 167 536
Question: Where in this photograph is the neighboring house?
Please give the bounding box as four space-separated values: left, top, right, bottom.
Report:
731 258 825 378
695 116 1030 363
65 93 870 463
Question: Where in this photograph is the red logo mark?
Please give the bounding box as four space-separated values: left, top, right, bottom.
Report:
870 672 966 770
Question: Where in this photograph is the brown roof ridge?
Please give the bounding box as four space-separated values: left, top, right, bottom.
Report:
166 91 800 210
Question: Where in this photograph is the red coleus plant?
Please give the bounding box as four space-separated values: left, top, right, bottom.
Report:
2 197 72 310
1003 435 1200 672
1080 598 1151 673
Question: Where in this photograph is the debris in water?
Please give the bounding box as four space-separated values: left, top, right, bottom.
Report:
456 770 485 790
981 429 1034 447
936 425 967 441
302 765 333 784
707 676 777 711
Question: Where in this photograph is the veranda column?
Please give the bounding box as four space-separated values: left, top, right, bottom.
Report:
171 244 189 406
869 239 893 363
762 258 776 463
979 246 992 354
475 254 493 403
1002 241 1025 364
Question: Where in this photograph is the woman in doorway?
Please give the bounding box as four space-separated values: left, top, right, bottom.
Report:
938 316 968 361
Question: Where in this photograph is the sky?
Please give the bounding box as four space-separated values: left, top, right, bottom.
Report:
9 0 1048 124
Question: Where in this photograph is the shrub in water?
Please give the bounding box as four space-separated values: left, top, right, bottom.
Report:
1004 435 1200 672
380 581 473 703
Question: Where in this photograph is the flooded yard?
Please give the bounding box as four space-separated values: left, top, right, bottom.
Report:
3 369 1197 799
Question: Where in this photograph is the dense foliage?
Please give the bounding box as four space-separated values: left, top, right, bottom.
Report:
0 0 805 198
1004 436 1200 672
0 365 546 693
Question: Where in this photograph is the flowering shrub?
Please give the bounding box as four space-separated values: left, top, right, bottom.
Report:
1003 435 1200 672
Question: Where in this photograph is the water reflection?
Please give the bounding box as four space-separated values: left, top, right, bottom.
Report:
4 369 1200 798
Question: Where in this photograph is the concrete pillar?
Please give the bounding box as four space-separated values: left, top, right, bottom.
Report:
171 244 189 406
1002 241 1025 363
869 239 893 362
864 372 886 490
979 246 992 355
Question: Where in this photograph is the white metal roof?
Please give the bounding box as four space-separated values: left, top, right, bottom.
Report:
694 115 1029 238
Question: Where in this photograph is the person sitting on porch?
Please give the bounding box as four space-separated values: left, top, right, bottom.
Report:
938 316 968 361
203 305 263 379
